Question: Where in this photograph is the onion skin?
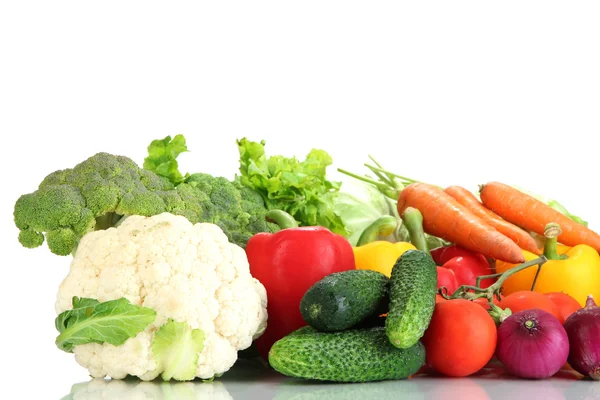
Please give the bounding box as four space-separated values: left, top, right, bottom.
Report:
496 309 569 379
563 295 600 380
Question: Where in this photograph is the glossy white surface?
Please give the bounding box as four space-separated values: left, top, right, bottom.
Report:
4 3 600 400
60 360 599 400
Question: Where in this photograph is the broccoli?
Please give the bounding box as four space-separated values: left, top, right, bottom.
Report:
14 152 279 256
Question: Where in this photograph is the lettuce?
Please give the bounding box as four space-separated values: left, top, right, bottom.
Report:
236 138 346 235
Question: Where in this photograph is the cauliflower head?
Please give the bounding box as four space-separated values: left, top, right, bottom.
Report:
55 212 267 381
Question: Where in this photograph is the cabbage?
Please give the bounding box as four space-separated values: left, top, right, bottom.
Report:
334 179 448 249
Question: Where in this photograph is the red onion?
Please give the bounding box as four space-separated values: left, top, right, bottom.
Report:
496 308 569 379
563 295 600 380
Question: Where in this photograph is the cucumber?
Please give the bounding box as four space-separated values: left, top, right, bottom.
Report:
268 327 425 383
299 269 389 332
288 326 319 336
385 249 437 349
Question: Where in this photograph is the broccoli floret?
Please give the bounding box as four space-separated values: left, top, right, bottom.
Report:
14 153 175 255
233 179 280 240
15 151 279 256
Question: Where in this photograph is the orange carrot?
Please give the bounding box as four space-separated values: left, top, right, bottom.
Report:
480 182 600 252
444 185 541 254
397 182 526 264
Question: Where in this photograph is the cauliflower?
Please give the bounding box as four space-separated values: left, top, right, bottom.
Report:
55 212 267 381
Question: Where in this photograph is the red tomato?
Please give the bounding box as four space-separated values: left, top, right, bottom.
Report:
437 266 459 294
443 256 496 289
473 295 504 310
498 291 562 321
435 294 448 303
431 245 495 288
422 299 497 377
544 292 581 324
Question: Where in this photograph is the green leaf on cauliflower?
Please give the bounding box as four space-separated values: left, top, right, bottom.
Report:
152 319 206 381
55 297 157 353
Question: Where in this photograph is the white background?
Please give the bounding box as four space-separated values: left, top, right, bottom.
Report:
2 1 600 399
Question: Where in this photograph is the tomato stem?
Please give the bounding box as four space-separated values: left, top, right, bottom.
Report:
476 273 503 288
488 304 512 325
445 256 548 302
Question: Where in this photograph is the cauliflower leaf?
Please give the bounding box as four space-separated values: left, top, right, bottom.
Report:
55 297 157 353
152 319 205 382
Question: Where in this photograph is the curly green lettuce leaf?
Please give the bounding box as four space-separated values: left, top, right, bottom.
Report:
236 138 346 235
55 297 157 353
144 134 190 186
152 319 205 381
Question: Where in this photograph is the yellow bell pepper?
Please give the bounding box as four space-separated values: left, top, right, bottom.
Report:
351 215 416 277
496 224 600 307
354 241 416 277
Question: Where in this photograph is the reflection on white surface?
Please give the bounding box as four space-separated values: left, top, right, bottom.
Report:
62 379 233 400
60 361 600 400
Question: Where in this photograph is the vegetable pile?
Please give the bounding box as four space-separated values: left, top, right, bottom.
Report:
13 134 600 384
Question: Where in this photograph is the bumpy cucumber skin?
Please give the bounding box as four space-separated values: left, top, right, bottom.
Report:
299 270 389 332
268 327 426 383
385 249 437 349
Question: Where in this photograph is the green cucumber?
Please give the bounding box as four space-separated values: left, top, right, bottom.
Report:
299 269 389 332
268 327 425 383
385 249 437 349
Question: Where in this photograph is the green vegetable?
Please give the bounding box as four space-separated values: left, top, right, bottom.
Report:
337 158 449 250
332 179 399 246
236 138 346 235
268 327 426 382
300 270 389 332
55 297 157 353
288 326 319 336
152 319 205 381
143 134 190 185
13 136 279 255
385 249 437 349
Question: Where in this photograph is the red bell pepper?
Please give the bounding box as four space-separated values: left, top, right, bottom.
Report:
246 212 355 359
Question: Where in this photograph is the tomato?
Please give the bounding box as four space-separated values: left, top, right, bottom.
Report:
473 295 503 310
437 266 459 294
544 292 581 323
431 245 496 289
435 294 447 303
422 299 497 377
497 291 561 321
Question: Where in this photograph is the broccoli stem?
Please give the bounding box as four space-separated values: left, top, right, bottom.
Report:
95 213 124 230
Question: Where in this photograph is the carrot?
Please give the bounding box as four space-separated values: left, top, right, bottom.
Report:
444 185 541 254
480 182 600 252
397 182 526 264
